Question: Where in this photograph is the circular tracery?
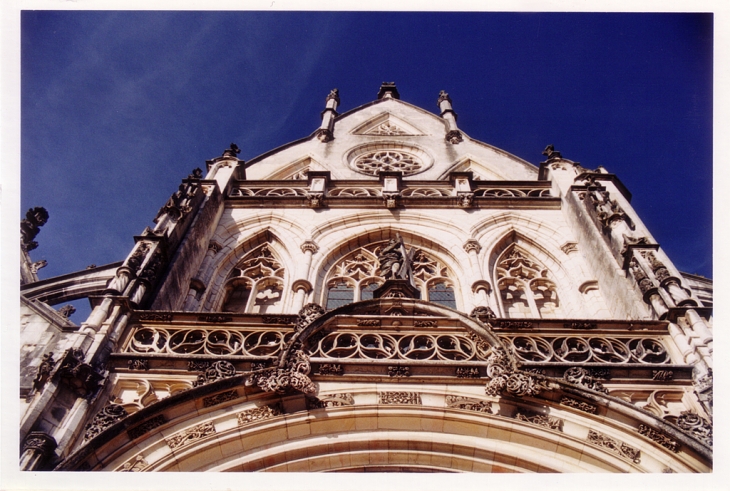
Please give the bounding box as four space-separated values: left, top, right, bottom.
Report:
353 150 423 176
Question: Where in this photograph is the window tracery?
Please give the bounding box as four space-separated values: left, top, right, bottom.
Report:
221 245 286 314
324 243 455 309
353 150 423 176
496 247 561 318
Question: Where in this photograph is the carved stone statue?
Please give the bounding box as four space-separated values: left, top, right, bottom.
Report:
377 234 414 281
222 143 241 158
20 207 49 252
542 145 562 162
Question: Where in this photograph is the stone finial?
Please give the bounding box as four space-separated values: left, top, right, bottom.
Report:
437 90 452 105
20 207 49 252
188 167 203 179
326 88 340 104
222 143 241 158
377 82 400 100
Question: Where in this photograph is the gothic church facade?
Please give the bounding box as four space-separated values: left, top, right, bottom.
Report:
20 83 713 473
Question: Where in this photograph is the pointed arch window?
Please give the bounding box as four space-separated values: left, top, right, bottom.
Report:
495 247 561 318
323 243 456 309
221 245 286 314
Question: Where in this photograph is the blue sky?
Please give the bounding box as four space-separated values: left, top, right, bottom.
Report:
20 11 713 289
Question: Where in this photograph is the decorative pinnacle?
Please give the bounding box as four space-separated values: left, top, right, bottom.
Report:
377 82 400 100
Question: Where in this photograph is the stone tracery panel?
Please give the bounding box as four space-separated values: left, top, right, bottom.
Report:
125 327 293 357
221 244 286 314
308 331 486 362
495 246 562 318
501 335 672 364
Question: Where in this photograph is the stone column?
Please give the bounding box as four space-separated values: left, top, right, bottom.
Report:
685 309 713 347
668 322 700 365
314 89 339 142
20 432 57 471
290 241 319 311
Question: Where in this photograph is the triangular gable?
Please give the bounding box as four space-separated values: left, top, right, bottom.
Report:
439 156 507 181
351 112 426 136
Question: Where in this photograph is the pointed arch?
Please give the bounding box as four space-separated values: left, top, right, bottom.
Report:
199 229 294 313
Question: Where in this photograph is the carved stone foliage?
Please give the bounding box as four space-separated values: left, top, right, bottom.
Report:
138 312 173 322
165 422 216 450
56 348 104 398
20 207 49 252
630 259 655 294
189 360 237 387
637 425 680 453
126 326 292 356
445 395 492 413
652 370 674 381
484 347 551 398
84 404 128 442
246 347 316 395
32 352 56 391
118 455 148 472
388 366 410 377
127 359 149 371
262 315 297 325
306 393 355 409
515 412 564 432
379 392 421 405
127 415 166 440
456 367 480 379
357 319 381 327
563 367 608 394
560 397 597 414
309 330 487 361
675 411 712 447
317 363 344 375
22 432 57 457
501 335 670 364
237 404 282 425
587 430 641 464
564 322 597 330
202 390 239 408
295 303 325 332
494 320 532 329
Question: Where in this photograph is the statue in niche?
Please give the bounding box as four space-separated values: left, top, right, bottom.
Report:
377 233 415 282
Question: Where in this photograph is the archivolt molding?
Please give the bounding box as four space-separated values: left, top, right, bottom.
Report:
61 377 711 472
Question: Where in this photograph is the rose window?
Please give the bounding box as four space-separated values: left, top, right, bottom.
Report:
353 150 423 176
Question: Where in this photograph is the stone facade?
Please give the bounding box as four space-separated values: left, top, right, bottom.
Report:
19 83 712 473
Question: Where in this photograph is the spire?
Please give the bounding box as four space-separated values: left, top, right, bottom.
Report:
437 90 462 144
377 82 400 100
314 88 340 142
